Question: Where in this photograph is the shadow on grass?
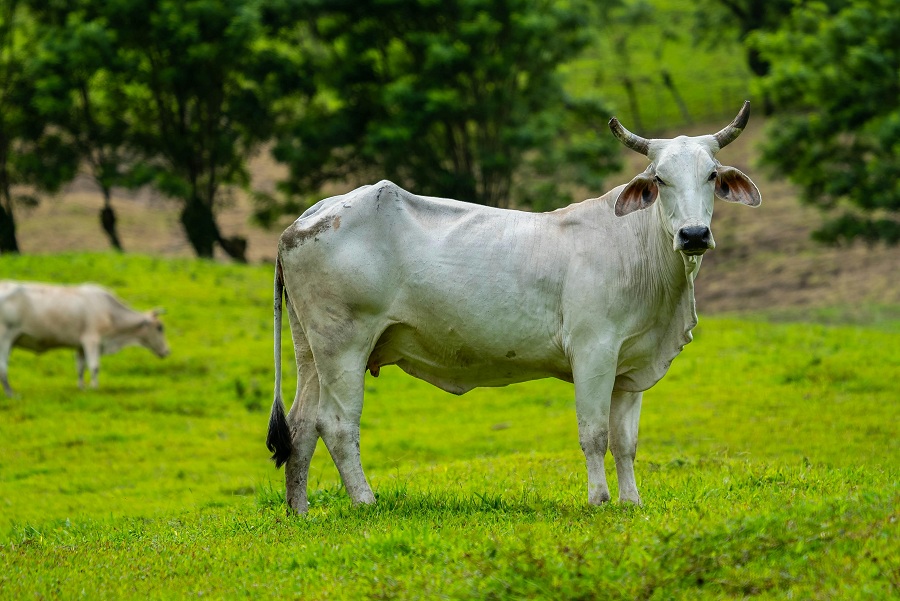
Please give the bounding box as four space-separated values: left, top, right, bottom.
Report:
256 479 641 522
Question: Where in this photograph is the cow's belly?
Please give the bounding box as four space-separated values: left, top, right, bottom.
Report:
367 323 572 395
13 333 75 353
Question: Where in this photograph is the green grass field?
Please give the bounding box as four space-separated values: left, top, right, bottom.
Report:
0 253 897 599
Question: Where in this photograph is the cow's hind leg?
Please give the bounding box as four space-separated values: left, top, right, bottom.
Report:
610 390 642 505
283 305 321 514
314 348 375 506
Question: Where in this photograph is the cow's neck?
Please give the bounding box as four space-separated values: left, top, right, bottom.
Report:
640 203 701 351
100 302 147 354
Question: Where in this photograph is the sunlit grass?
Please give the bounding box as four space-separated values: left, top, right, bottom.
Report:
0 252 897 598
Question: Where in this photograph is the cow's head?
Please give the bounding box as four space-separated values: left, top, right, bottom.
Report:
609 101 761 256
138 308 170 358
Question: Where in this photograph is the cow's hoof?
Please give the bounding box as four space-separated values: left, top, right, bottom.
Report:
287 496 308 515
588 491 612 505
351 493 377 507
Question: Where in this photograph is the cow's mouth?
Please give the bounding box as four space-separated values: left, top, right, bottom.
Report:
680 248 709 257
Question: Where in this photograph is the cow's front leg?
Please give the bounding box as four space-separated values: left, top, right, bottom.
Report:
610 390 642 505
81 338 101 389
0 335 13 397
75 349 86 389
573 355 617 505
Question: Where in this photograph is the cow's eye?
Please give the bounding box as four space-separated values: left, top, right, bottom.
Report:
654 175 667 186
708 171 717 181
157 324 164 333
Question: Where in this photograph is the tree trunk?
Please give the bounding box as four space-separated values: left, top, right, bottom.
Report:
0 147 19 253
100 187 123 251
746 47 774 115
0 182 19 254
218 235 247 263
179 194 248 261
660 69 692 126
180 195 220 258
621 75 644 133
0 199 18 253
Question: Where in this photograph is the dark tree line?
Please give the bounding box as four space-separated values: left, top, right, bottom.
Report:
0 0 617 257
0 0 897 257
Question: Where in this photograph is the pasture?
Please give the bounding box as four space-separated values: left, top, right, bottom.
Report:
0 253 897 599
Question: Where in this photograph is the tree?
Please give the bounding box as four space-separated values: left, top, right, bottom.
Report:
692 1 793 77
753 0 900 244
27 2 134 251
271 0 619 212
95 0 304 260
0 0 77 253
0 0 26 253
690 0 847 114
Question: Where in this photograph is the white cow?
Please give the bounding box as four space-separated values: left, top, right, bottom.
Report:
0 282 170 395
268 102 761 513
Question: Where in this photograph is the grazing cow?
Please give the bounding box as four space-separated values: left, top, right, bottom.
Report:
0 282 170 395
268 102 761 513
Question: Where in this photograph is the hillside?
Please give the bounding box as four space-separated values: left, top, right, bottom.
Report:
10 117 900 316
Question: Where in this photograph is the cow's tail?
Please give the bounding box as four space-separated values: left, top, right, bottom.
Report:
267 256 292 468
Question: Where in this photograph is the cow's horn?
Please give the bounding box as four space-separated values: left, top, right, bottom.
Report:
713 100 751 150
608 117 650 156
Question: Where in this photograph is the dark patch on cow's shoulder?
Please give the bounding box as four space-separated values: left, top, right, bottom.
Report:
280 218 334 250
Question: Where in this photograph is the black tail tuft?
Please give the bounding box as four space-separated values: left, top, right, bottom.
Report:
266 396 292 468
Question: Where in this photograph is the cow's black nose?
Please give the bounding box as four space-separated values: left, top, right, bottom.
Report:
677 225 712 253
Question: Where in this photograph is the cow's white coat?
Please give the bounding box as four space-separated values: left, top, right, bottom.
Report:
270 114 761 513
0 282 170 395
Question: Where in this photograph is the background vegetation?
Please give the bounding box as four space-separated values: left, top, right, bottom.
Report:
1 0 897 257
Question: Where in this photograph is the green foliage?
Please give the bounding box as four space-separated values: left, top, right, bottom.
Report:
570 0 752 134
25 0 308 258
26 0 136 250
0 253 898 597
272 0 620 210
0 0 79 253
753 0 900 244
110 0 305 259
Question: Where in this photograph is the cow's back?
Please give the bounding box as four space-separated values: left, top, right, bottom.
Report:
278 181 568 320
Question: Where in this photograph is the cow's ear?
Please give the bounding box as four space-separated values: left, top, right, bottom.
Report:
614 172 658 217
715 166 761 207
